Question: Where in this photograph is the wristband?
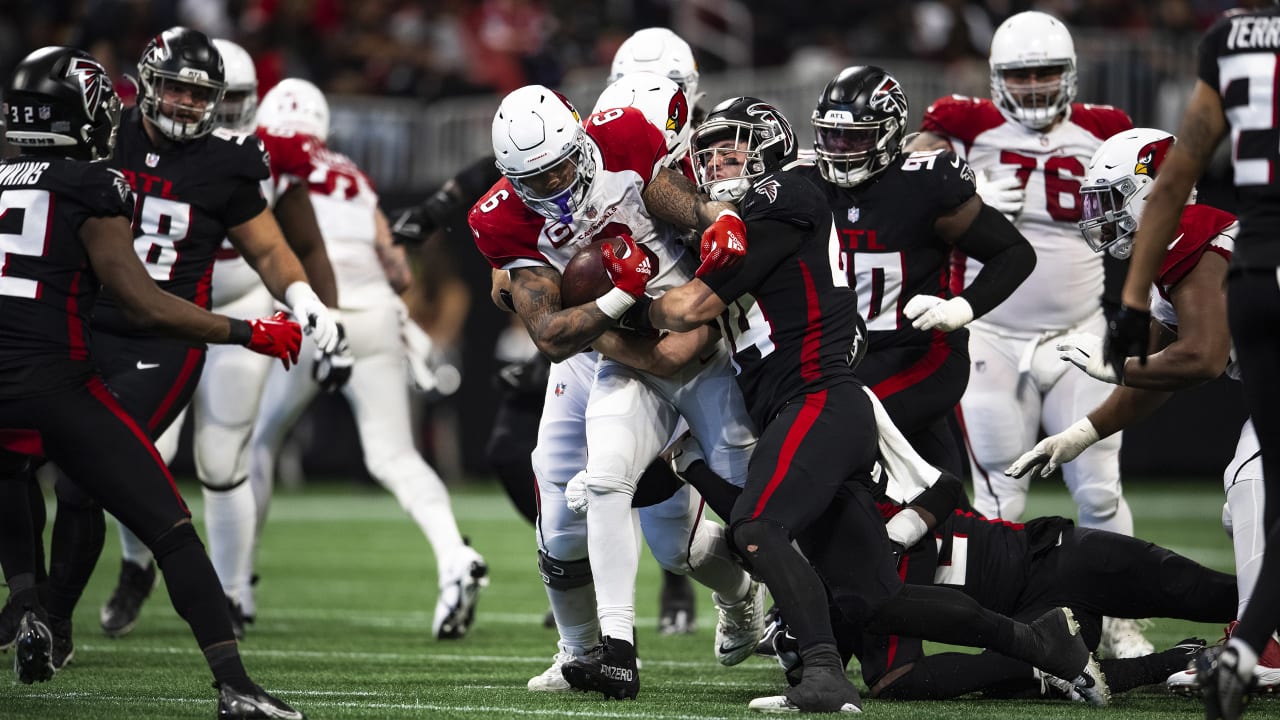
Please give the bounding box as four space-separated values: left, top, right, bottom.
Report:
595 287 637 320
228 318 253 346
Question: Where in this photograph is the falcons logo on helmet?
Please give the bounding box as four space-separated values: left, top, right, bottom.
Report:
868 76 907 116
147 34 172 63
746 102 794 157
66 57 111 118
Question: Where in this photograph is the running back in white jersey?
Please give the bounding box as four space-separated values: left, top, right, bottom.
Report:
470 106 696 293
922 96 1133 331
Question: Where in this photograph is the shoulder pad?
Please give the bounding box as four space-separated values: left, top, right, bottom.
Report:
468 179 549 269
585 107 668 183
921 95 1003 143
1069 104 1134 141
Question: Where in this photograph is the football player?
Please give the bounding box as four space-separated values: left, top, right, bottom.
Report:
242 78 489 641
99 37 348 641
908 10 1148 657
471 84 763 700
625 97 1103 713
794 65 1035 478
1011 127 1280 698
1108 7 1280 717
0 46 303 718
39 26 339 660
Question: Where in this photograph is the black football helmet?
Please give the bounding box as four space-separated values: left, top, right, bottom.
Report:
137 26 226 141
6 46 122 161
812 66 908 188
690 96 796 201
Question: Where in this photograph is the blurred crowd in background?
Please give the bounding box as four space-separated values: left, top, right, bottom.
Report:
2 0 1268 104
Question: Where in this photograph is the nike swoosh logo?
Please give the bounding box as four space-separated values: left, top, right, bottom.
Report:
1103 163 1119 169
1167 233 1184 250
136 361 160 370
719 640 753 655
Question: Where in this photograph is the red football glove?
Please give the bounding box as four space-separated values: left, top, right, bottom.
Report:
247 312 302 369
600 233 653 297
697 210 747 277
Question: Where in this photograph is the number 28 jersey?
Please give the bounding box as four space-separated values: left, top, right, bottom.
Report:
922 97 1132 331
95 110 270 333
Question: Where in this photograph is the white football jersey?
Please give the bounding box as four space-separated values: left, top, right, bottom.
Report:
923 96 1133 332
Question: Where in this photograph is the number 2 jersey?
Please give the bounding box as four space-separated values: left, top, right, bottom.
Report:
0 158 135 397
922 96 1132 332
1199 8 1280 268
94 109 270 334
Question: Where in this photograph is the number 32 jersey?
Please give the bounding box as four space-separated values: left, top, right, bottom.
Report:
95 109 270 333
922 97 1131 331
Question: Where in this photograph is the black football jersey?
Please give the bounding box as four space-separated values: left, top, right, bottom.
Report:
0 157 135 398
795 151 975 352
95 110 270 332
932 510 1072 616
701 170 858 428
1199 9 1280 268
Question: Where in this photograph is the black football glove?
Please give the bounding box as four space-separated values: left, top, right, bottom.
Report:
390 188 453 245
312 322 354 393
1103 304 1150 380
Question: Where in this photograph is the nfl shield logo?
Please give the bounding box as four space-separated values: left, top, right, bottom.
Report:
38 106 51 120
145 153 160 168
586 206 598 220
847 207 860 223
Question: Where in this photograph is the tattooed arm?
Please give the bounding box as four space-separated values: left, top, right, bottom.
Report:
508 265 616 362
641 166 737 231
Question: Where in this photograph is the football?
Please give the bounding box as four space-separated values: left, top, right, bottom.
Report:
559 237 624 307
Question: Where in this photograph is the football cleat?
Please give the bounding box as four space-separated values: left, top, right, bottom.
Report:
432 543 489 640
215 681 305 719
658 570 696 635
714 580 766 666
1100 616 1155 659
1070 653 1110 706
1168 624 1280 695
1027 606 1091 683
754 605 783 658
100 559 157 638
14 611 54 684
1199 644 1255 720
560 636 640 700
749 666 862 713
528 649 582 692
49 615 73 671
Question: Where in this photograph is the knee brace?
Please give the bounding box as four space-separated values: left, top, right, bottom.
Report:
149 520 204 563
538 550 593 590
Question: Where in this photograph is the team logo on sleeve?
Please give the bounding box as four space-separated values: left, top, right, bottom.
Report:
868 76 908 116
755 177 781 203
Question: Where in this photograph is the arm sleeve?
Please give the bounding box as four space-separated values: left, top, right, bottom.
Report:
951 203 1036 318
701 217 807 303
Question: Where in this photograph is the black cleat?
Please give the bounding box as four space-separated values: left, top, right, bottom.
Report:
1028 607 1090 682
1200 644 1254 720
216 681 306 719
100 560 157 638
749 666 862 713
14 611 54 684
49 615 73 671
561 635 639 700
754 605 783 658
658 570 696 635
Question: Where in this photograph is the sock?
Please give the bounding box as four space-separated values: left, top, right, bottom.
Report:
586 491 637 641
153 525 237 649
876 653 1033 700
118 523 155 568
0 480 37 582
1227 476 1266 618
203 641 251 690
47 500 106 620
685 520 750 603
546 582 598 654
203 482 255 602
1100 644 1197 693
800 642 844 672
380 458 466 575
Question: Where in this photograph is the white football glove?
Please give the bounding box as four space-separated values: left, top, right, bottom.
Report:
284 282 339 354
1058 332 1121 384
976 171 1025 221
1004 418 1101 479
903 295 974 332
399 305 438 393
565 471 589 515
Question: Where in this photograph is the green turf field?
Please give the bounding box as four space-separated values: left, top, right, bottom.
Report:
0 478 1270 719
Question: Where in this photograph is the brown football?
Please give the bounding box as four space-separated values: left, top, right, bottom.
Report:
559 237 624 307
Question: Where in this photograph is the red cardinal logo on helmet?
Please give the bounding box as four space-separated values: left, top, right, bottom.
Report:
1134 136 1174 177
666 90 688 134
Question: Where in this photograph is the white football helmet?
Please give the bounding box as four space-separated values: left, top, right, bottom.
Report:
1079 128 1178 259
212 39 258 132
492 84 596 224
609 28 702 110
989 11 1077 130
257 78 330 141
592 72 692 162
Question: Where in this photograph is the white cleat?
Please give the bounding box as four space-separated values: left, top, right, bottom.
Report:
1168 630 1280 696
714 580 766 667
1100 616 1155 659
432 544 489 640
527 650 582 692
748 695 861 714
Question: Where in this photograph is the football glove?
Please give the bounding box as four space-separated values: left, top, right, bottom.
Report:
565 471 589 515
1104 304 1151 380
1005 418 1101 479
697 209 747 277
1058 332 1121 384
976 171 1025 221
244 312 302 369
312 322 353 393
903 295 974 332
284 282 339 354
600 233 652 298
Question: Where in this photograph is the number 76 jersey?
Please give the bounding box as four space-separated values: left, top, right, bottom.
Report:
95 109 271 333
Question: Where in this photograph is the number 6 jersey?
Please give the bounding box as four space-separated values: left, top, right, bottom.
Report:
94 108 270 334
